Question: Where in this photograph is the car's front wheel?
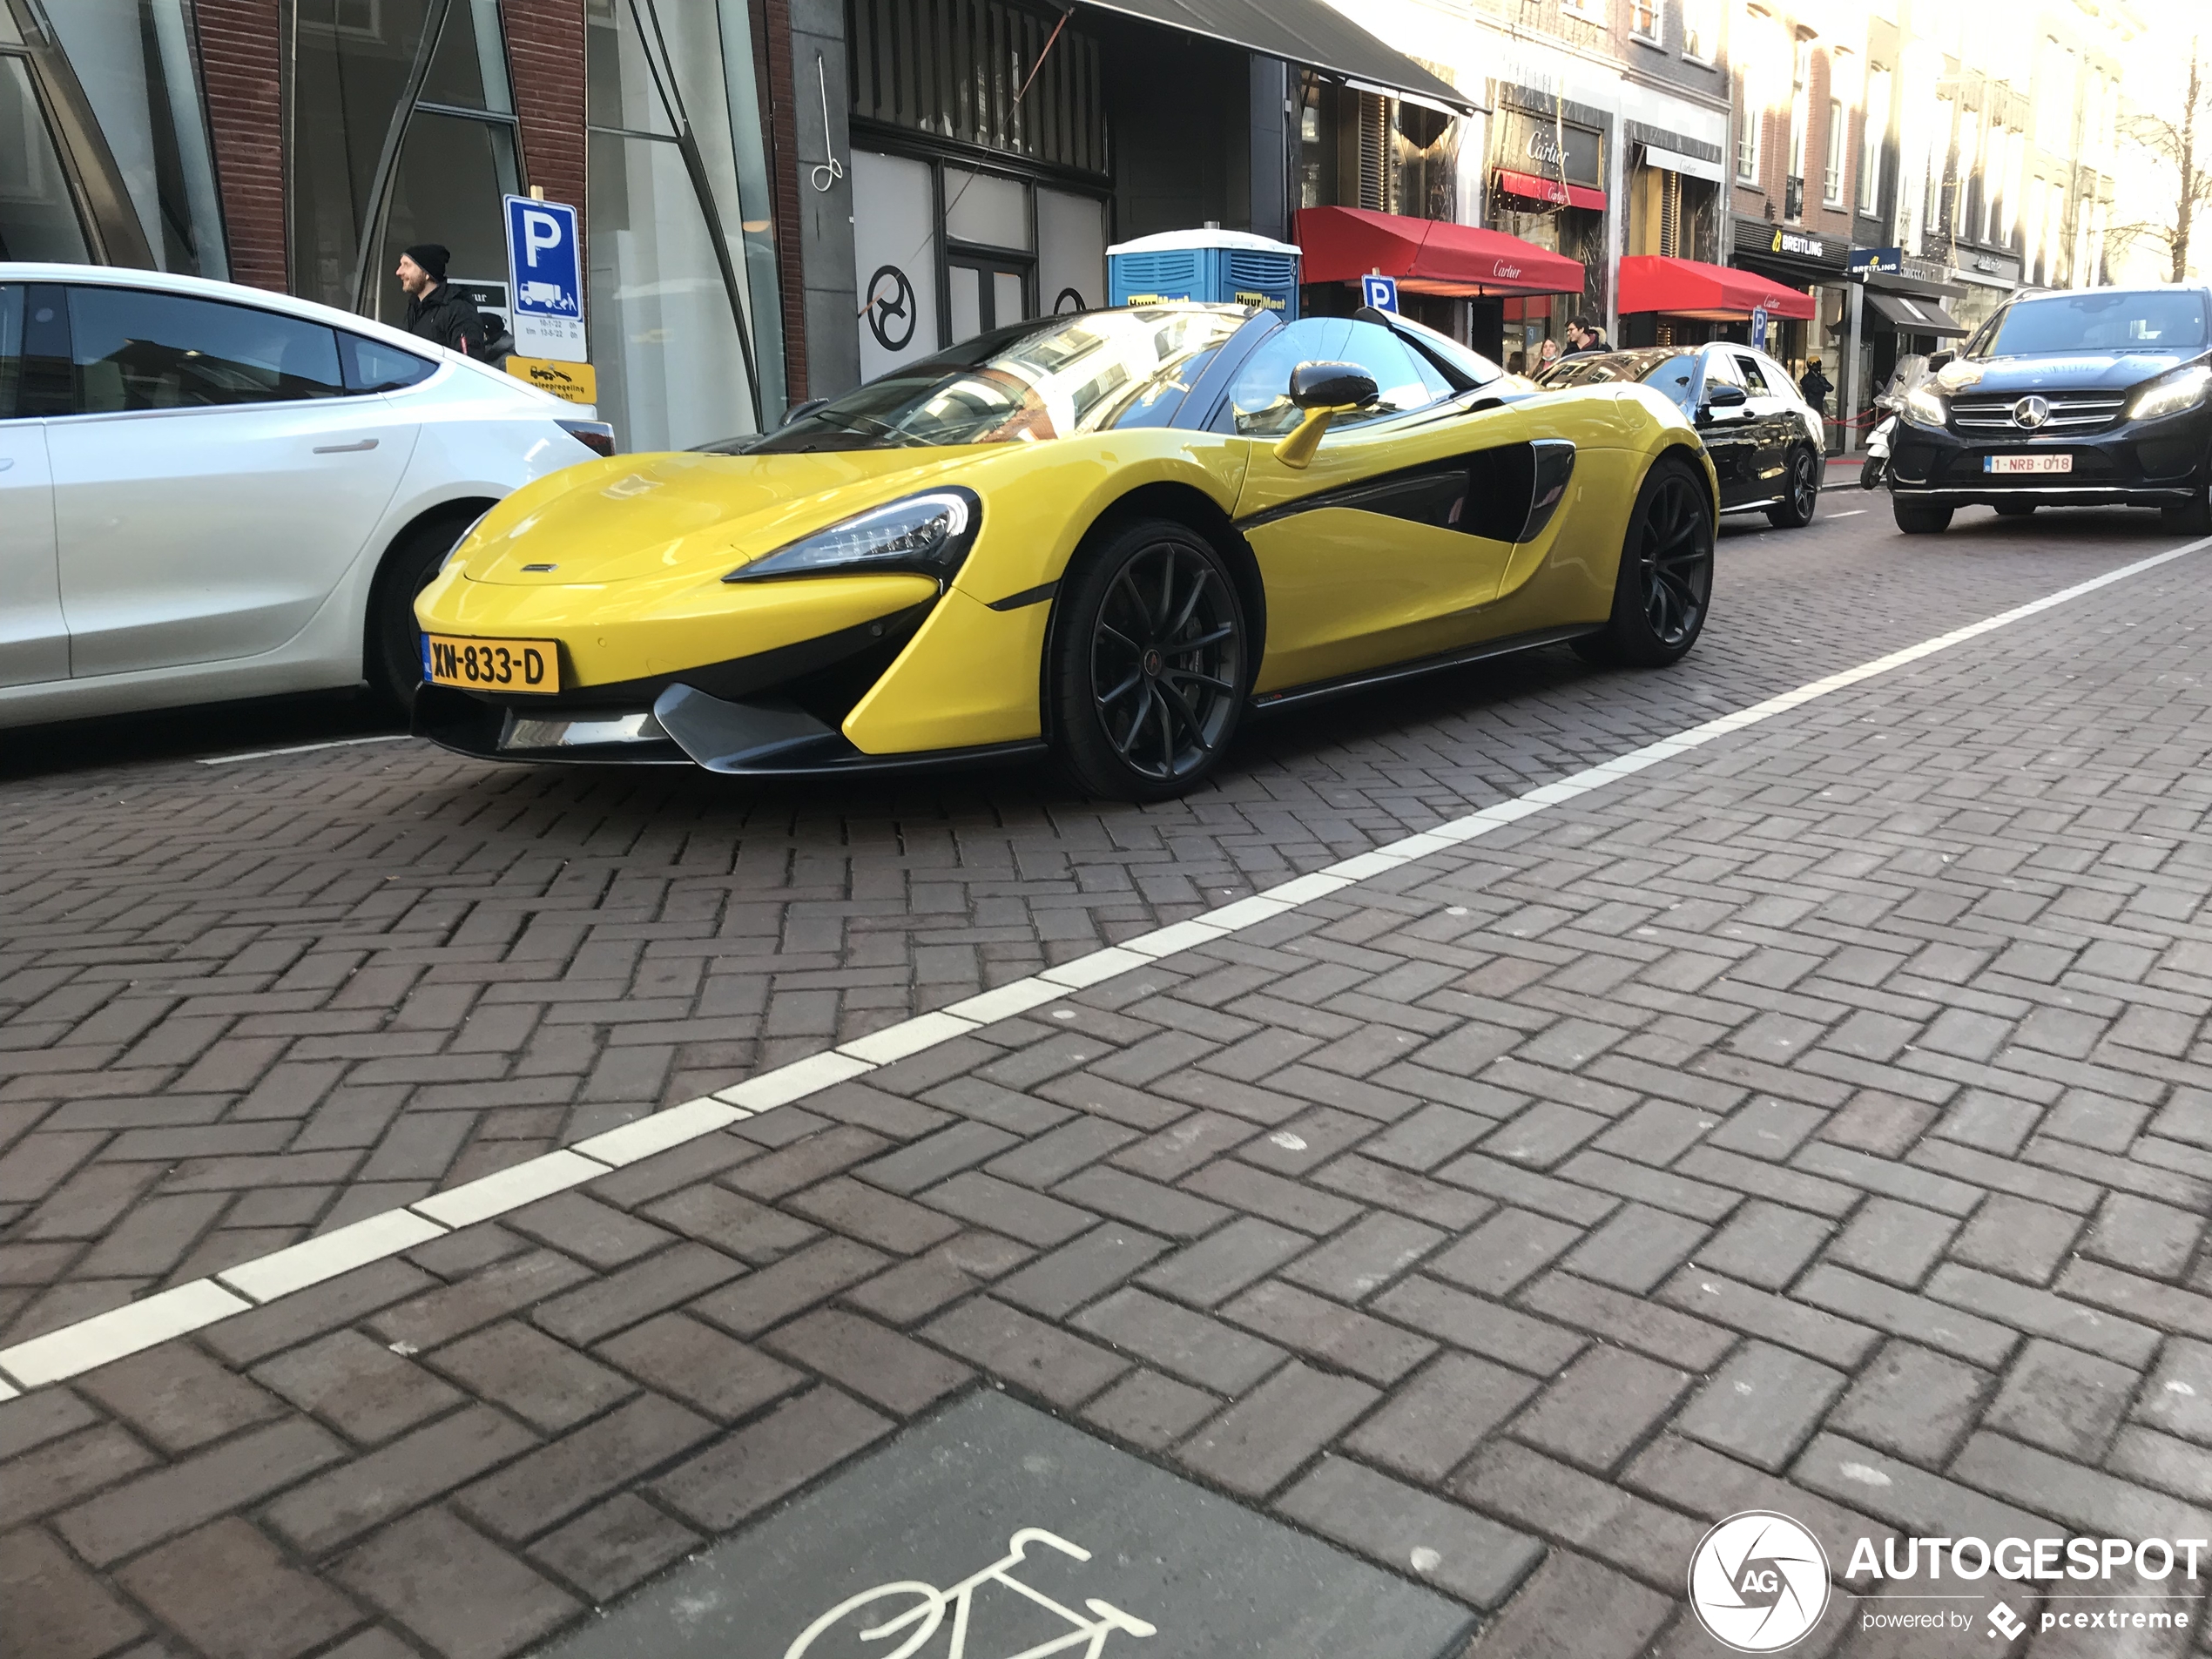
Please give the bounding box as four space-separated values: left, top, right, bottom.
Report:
1893 499 1953 535
368 511 482 714
1049 518 1248 801
1767 447 1819 529
1574 451 1714 669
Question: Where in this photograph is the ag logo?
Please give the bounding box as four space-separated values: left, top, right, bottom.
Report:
865 264 917 353
1688 1511 1829 1652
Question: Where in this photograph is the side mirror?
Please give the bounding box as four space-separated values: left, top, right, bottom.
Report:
1273 361 1381 470
1703 383 1748 408
1289 361 1379 410
780 397 830 428
1925 351 1955 372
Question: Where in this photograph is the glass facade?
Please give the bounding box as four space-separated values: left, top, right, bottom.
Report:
41 0 227 275
0 0 226 271
287 0 520 325
584 0 780 451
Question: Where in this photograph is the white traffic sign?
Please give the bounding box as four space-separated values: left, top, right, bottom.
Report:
504 195 586 363
1360 273 1399 313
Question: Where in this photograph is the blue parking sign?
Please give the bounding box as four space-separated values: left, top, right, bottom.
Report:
1360 273 1399 313
504 195 586 362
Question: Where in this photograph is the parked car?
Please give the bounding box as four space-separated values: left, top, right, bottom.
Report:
0 265 613 730
1885 284 2212 535
1539 342 1825 529
414 304 1719 801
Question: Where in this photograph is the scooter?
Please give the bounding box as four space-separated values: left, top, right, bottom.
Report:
1861 413 1894 489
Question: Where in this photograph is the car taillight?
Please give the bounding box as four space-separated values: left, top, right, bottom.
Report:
557 419 617 457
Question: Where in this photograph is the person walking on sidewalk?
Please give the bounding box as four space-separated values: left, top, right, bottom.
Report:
395 243 489 358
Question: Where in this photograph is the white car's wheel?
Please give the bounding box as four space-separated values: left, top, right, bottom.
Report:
368 511 485 711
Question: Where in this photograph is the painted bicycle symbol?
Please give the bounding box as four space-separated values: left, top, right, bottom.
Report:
866 264 917 352
784 1527 1157 1659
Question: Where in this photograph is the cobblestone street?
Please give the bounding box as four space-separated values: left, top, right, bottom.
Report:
4 504 2212 1658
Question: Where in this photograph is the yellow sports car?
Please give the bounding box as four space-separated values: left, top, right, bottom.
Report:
414 303 1717 800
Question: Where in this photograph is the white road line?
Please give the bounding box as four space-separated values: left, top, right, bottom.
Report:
198 735 412 765
1829 509 1868 517
4 533 2206 1392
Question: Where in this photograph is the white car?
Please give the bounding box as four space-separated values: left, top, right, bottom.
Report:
0 263 612 729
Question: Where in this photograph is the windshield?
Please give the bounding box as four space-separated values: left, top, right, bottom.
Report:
745 307 1250 451
1539 349 1700 407
1985 291 2209 356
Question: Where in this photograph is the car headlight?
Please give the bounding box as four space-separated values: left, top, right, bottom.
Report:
2128 364 2212 422
726 489 981 583
1902 385 1949 429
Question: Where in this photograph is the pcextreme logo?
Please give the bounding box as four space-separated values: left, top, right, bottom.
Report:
1689 1512 1831 1651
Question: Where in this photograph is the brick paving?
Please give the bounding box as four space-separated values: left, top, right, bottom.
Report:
0 507 2209 1656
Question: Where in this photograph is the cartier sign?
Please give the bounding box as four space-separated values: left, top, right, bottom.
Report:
1500 106 1603 189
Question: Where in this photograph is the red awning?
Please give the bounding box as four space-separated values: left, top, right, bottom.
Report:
1617 255 1817 321
1293 206 1585 298
1494 168 1607 212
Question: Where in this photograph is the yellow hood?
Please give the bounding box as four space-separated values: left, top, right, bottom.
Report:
457 447 995 586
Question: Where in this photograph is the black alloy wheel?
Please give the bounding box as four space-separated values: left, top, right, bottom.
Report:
1052 518 1247 800
1768 447 1819 528
1575 454 1714 668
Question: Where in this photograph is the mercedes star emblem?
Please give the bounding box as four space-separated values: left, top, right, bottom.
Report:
2013 395 2051 429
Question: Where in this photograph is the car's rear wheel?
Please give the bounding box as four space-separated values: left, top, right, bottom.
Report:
1574 452 1713 669
1994 501 2037 517
1049 518 1247 801
1893 499 1952 535
1766 447 1819 529
368 511 481 715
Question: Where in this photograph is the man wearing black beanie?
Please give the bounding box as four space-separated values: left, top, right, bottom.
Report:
395 243 489 358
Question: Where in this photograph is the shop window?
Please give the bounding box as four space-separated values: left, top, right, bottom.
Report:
0 56 90 261
38 0 228 276
585 0 779 448
289 0 520 326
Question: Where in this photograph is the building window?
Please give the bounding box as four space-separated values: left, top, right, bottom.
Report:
1561 0 1596 20
1824 97 1844 203
1632 0 1659 40
38 0 229 276
585 0 782 448
1683 0 1717 63
1858 66 1887 212
1786 33 1811 210
290 0 522 327
0 53 90 261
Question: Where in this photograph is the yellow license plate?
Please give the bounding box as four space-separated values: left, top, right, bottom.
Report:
422 634 561 693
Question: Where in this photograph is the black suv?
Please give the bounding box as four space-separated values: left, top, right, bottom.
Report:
1886 285 2212 535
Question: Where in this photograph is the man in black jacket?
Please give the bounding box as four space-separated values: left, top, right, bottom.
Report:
395 243 488 358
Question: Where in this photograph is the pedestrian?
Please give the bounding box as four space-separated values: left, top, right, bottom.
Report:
1507 349 1529 376
395 243 489 358
1799 354 1832 415
1560 317 1609 358
1536 336 1561 371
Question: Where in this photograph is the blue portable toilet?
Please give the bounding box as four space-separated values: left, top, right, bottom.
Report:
1107 227 1301 320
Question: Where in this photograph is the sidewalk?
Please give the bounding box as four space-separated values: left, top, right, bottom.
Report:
4 529 2211 1659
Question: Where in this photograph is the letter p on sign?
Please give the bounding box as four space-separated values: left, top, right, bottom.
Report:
522 209 563 266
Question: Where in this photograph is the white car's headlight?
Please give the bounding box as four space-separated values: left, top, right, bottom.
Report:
727 489 981 583
2129 363 2212 422
1902 385 1949 428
